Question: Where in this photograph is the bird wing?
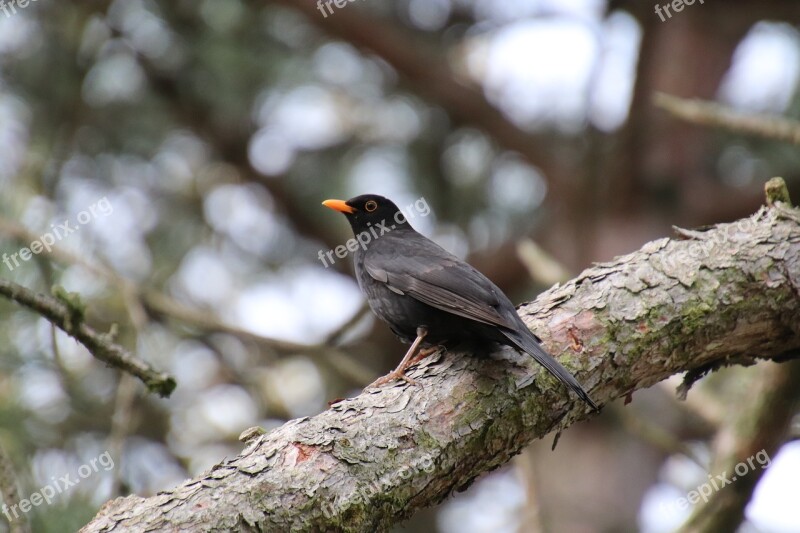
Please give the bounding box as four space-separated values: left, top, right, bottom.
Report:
363 237 518 330
364 233 600 411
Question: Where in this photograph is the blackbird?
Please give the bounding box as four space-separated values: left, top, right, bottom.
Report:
323 194 598 410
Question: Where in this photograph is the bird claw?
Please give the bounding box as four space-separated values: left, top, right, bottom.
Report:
398 373 420 386
365 345 445 390
408 345 440 366
366 370 420 390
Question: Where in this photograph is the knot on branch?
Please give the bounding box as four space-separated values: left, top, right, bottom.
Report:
146 375 177 397
765 177 792 207
51 284 86 333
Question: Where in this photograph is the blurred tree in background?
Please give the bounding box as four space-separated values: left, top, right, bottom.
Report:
0 0 798 531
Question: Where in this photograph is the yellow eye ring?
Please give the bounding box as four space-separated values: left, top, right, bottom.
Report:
365 200 378 212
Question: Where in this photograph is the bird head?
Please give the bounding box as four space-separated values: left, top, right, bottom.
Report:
322 194 407 235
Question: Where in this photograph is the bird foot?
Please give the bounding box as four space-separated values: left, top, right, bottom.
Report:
365 346 444 390
366 370 419 389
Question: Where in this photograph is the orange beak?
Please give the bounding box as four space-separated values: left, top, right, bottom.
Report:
322 199 356 214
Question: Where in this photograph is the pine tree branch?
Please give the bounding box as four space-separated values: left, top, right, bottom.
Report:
81 200 800 532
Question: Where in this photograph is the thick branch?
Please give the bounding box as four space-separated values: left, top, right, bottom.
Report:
0 280 175 397
82 205 800 532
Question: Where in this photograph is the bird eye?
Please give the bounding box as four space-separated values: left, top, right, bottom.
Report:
365 200 378 212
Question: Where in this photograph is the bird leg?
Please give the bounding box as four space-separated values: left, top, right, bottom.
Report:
367 326 429 388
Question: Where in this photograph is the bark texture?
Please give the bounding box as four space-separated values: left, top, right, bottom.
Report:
82 205 800 532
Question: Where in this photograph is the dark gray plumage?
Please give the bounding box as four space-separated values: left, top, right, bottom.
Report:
323 194 597 410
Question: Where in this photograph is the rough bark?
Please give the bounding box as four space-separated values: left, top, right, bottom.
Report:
82 204 800 532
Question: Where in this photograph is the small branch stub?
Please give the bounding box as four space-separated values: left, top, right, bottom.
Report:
765 177 792 207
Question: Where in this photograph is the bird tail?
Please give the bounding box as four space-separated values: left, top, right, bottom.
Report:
502 329 599 411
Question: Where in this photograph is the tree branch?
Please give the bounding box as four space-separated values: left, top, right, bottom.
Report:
0 216 376 385
655 93 800 146
81 203 800 531
677 358 800 533
0 280 175 397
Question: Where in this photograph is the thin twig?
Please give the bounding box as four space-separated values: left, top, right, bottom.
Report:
0 279 175 396
655 93 800 146
0 216 376 385
516 238 572 286
616 405 705 467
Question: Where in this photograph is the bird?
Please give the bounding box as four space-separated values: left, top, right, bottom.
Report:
322 194 598 411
